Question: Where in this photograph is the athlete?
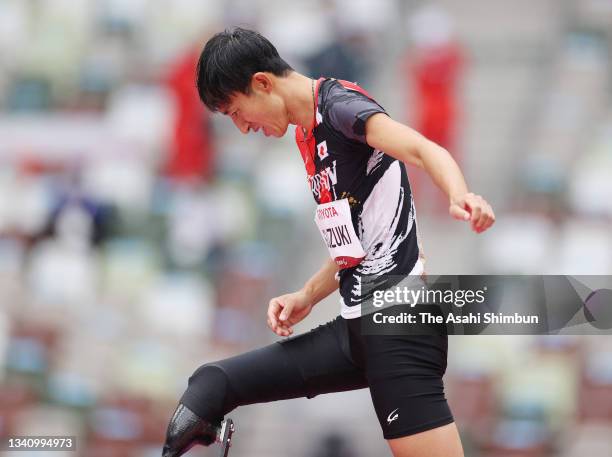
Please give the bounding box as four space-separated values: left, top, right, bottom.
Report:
162 27 495 457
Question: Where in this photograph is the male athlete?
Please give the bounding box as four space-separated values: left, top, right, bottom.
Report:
162 27 495 457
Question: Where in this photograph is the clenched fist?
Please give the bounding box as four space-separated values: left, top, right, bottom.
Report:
267 290 314 337
449 192 496 233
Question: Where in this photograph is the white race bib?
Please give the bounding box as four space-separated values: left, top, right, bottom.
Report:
314 198 366 269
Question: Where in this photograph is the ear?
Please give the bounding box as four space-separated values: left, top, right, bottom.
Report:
251 72 273 93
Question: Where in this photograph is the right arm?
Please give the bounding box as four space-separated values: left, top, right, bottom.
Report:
267 258 339 336
301 258 340 308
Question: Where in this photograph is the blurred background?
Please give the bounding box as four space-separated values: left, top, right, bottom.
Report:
1 0 612 456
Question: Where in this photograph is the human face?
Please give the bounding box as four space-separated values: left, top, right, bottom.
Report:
221 75 290 138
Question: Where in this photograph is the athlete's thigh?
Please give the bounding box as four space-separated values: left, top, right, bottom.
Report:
387 421 464 457
207 316 367 407
279 315 368 398
354 323 454 441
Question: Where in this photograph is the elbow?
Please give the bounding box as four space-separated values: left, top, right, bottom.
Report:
404 145 425 169
411 155 425 169
412 139 450 169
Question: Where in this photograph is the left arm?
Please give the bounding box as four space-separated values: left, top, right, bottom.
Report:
365 113 495 233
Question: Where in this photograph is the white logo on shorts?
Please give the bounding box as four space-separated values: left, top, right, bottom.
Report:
387 408 399 425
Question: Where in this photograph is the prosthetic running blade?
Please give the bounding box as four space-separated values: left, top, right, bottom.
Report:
218 418 235 457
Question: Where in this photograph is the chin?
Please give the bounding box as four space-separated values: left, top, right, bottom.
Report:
275 123 289 137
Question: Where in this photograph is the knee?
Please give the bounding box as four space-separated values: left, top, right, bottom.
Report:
187 363 229 397
181 364 235 421
188 363 221 385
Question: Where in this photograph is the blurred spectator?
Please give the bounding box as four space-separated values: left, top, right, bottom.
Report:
165 44 216 182
305 29 370 84
402 4 464 215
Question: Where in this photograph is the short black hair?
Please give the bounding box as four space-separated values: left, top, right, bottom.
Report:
196 27 294 112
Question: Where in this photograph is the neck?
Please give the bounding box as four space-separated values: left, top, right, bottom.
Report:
280 72 316 131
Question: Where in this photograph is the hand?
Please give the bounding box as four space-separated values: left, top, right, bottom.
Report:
449 192 496 233
267 290 314 337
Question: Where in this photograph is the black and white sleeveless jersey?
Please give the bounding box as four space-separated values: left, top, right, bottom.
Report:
296 78 423 319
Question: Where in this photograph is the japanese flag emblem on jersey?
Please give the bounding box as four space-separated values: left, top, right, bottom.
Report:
317 140 329 160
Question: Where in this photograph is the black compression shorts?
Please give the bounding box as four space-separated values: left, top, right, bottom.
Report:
180 315 454 440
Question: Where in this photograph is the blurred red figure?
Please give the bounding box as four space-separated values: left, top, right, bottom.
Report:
403 6 464 215
165 47 214 182
410 43 462 151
